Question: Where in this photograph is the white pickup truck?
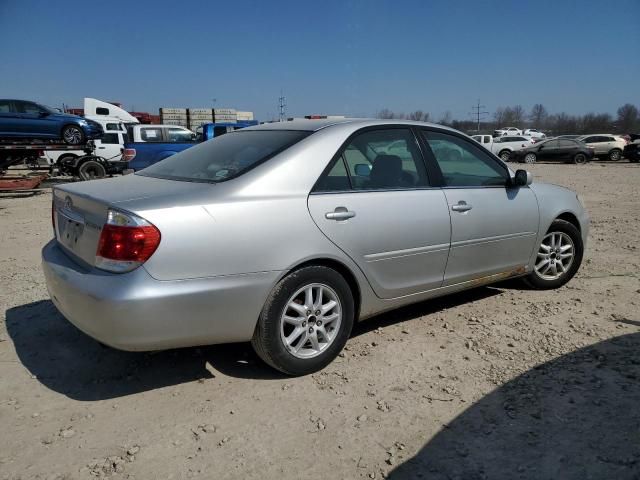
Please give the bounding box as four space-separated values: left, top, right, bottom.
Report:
472 134 535 161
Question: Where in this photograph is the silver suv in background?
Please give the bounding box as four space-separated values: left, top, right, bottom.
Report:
576 134 627 161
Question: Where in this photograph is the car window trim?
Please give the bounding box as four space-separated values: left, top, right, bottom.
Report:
311 124 433 194
418 126 512 189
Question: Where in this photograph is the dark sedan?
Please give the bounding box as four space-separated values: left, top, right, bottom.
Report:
510 138 595 164
0 99 103 145
623 141 640 163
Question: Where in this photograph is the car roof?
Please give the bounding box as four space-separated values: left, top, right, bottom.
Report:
242 118 461 134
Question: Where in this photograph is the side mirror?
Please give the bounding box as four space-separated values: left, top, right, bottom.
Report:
513 169 533 186
354 163 371 176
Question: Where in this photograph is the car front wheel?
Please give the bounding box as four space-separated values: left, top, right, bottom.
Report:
62 125 86 145
252 265 354 375
524 219 583 290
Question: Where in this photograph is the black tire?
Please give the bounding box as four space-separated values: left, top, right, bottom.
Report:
608 149 622 161
251 265 355 376
573 153 587 164
498 150 511 162
78 160 106 181
523 219 583 290
61 124 86 145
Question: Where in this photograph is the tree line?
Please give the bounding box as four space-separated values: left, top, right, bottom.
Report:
376 103 640 135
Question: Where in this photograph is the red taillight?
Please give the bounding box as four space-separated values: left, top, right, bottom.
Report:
95 209 160 272
97 224 160 262
122 148 136 162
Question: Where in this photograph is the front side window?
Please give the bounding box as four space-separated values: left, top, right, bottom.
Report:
106 123 120 131
139 130 309 183
96 107 109 115
0 100 11 113
140 128 163 142
16 101 45 115
541 139 559 149
422 130 508 187
167 128 194 142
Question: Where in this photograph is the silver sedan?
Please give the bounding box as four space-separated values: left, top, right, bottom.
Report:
42 119 589 375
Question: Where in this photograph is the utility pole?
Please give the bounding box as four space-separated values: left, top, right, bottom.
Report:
278 91 287 122
470 99 489 132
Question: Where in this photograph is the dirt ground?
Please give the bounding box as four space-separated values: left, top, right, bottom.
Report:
1 161 639 480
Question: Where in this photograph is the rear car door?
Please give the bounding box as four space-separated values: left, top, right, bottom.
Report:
557 139 579 160
308 127 451 299
0 100 21 136
421 129 539 286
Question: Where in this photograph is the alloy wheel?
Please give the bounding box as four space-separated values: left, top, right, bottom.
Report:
63 127 82 144
524 153 536 164
534 232 574 281
280 283 342 359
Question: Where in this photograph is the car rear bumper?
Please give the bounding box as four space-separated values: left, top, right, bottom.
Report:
42 240 279 351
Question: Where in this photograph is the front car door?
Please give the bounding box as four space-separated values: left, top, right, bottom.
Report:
14 101 58 137
308 127 451 299
96 132 122 160
420 129 539 286
537 139 559 161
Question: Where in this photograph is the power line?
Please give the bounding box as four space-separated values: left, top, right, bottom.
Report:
469 99 489 132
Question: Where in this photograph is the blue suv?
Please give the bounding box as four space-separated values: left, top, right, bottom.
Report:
0 99 104 145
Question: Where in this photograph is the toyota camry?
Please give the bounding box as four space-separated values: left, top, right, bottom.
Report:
43 119 588 375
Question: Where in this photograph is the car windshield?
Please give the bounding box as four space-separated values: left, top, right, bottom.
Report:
137 130 310 183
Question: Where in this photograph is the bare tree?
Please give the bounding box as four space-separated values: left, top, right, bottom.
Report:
438 111 452 125
529 104 548 128
493 107 506 126
616 104 639 133
377 108 396 119
512 105 525 127
408 110 430 122
581 112 613 134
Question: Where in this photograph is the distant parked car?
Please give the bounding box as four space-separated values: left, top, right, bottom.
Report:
493 126 522 137
123 124 197 170
576 134 627 161
471 134 534 161
523 128 546 139
623 140 640 163
0 99 103 145
510 138 595 164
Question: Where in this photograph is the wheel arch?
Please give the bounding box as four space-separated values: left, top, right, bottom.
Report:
555 211 581 233
279 257 362 321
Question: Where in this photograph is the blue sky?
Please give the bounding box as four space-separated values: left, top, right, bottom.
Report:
0 0 638 121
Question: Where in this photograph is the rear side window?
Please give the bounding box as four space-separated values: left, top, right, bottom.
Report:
559 139 577 147
140 128 163 142
101 133 119 144
138 130 309 183
0 100 11 113
167 128 194 142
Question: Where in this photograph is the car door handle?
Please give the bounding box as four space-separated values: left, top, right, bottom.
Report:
451 201 472 212
325 207 356 220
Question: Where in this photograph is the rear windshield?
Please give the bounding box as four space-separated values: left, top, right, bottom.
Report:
137 130 310 183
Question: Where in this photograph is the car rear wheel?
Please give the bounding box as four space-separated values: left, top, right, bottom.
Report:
62 125 86 145
251 265 354 375
524 153 536 164
78 160 106 181
524 219 583 290
499 150 511 161
608 149 622 161
573 153 587 164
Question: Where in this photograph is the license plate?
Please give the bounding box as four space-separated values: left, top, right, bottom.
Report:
58 214 85 249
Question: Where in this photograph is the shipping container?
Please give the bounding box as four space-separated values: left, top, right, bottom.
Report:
214 108 237 115
188 108 214 115
159 107 187 114
236 111 254 121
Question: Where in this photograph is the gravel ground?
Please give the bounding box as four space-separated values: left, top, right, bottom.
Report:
1 162 639 480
